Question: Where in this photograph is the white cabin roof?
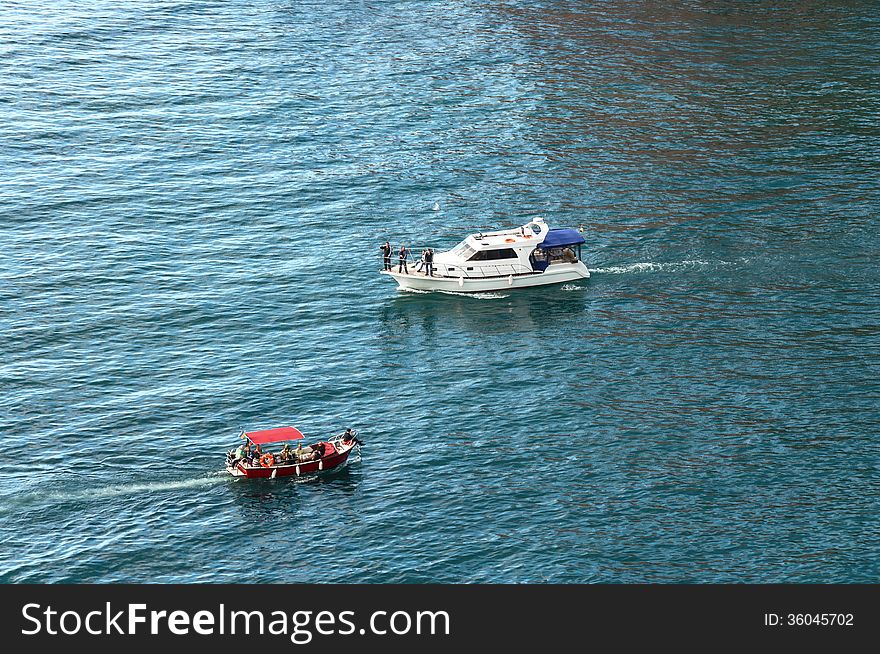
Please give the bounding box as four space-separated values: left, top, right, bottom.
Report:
463 217 548 251
434 218 550 265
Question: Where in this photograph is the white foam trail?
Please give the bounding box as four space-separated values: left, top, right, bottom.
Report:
589 259 741 275
399 288 508 299
439 290 509 299
7 476 225 508
561 284 584 291
399 287 432 294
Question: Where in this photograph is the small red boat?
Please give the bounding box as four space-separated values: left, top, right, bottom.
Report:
225 426 361 479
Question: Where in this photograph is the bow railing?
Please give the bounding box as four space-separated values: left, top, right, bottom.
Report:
383 253 535 279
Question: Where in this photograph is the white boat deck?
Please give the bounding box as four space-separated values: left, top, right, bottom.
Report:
381 218 589 293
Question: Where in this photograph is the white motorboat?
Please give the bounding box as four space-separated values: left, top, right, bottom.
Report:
380 218 589 293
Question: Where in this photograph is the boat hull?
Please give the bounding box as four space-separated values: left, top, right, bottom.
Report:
227 444 355 479
382 262 589 293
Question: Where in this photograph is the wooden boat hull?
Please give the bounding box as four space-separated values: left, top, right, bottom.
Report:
227 442 356 479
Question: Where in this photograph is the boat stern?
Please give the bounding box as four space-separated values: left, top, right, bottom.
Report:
226 462 247 477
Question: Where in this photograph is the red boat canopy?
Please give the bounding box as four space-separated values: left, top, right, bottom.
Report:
244 426 304 445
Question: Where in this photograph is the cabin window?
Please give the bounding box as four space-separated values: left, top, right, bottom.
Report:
451 242 475 260
468 248 517 261
541 247 578 263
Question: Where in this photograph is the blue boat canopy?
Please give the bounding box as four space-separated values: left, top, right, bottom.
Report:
538 228 585 249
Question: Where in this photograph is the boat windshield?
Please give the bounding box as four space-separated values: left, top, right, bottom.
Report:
451 241 476 260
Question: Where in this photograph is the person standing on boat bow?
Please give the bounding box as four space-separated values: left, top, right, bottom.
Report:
425 247 434 277
398 244 409 273
380 241 392 271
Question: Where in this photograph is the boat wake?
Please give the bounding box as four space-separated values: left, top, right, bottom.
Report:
399 288 508 299
589 259 746 275
399 287 432 294
2 476 225 510
439 290 509 300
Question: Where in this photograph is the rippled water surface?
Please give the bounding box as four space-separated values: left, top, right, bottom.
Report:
1 1 878 583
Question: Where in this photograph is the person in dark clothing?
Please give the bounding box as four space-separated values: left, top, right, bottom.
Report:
380 241 392 270
398 245 408 273
312 442 326 460
343 428 362 446
425 248 434 276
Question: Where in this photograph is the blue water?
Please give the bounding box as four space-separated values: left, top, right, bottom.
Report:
1 1 878 583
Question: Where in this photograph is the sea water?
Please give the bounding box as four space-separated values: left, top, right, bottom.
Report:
0 1 878 582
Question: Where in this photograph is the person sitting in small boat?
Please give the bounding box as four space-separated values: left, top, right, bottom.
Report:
310 441 326 460
249 444 263 466
342 428 361 446
295 442 304 462
279 443 293 463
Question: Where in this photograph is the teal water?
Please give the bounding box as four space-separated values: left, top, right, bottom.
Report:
1 1 878 583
